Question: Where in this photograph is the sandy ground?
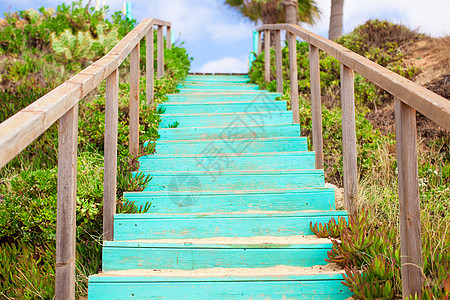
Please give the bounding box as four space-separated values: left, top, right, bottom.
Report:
98 264 345 277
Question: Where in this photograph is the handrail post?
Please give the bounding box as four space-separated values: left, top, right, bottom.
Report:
264 29 271 82
146 26 154 105
257 31 262 56
394 98 423 298
340 64 357 215
288 31 299 124
274 30 283 93
309 44 324 169
129 43 140 158
157 25 164 78
55 104 78 300
103 69 119 241
166 26 172 50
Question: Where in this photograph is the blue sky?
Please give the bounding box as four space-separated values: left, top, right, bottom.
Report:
1 0 449 72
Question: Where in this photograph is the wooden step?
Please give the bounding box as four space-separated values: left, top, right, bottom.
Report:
138 151 315 173
157 124 299 140
124 188 336 213
184 75 250 82
167 92 281 102
88 266 351 299
141 170 325 192
113 210 347 240
159 111 292 128
179 88 265 93
102 235 332 271
158 100 287 114
178 83 260 90
146 137 308 155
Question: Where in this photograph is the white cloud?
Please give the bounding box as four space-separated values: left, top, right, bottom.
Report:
198 56 248 73
127 0 254 44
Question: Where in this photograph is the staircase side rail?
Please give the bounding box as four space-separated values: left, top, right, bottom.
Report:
256 23 450 299
0 17 172 299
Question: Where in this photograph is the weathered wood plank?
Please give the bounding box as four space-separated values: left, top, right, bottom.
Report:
129 43 140 158
256 24 450 130
146 26 154 104
340 64 357 215
0 18 161 168
179 84 259 90
288 32 299 124
157 101 287 114
157 123 299 141
167 93 281 102
103 69 119 241
0 82 81 168
394 98 423 298
124 188 336 213
114 210 347 240
151 136 308 155
88 275 351 299
138 152 315 173
275 30 283 93
55 104 78 300
166 26 172 49
159 111 292 128
309 44 324 169
102 243 332 271
157 25 164 78
264 29 271 82
141 170 325 193
257 31 262 55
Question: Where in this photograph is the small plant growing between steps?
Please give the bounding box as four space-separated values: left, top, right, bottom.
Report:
117 200 151 214
157 106 167 114
168 121 179 128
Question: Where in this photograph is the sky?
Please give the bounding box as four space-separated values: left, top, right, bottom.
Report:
0 0 449 73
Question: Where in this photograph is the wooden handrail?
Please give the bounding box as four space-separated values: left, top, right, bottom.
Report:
256 23 450 298
257 24 450 130
0 17 172 299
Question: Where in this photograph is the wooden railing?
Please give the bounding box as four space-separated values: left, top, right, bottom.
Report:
0 18 172 299
256 23 450 298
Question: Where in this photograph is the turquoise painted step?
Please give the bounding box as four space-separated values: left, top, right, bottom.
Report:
123 188 336 213
184 76 250 84
177 84 259 90
138 152 315 173
179 88 265 94
159 111 292 128
157 124 300 141
141 170 325 192
174 90 277 95
88 273 352 299
158 101 287 114
113 210 348 240
185 75 249 81
102 240 332 271
167 92 281 102
147 137 308 155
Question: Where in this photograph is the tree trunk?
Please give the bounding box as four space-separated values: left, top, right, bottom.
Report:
282 0 298 24
328 0 344 40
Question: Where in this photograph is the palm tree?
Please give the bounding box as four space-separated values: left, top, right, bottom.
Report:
328 0 343 40
224 0 320 25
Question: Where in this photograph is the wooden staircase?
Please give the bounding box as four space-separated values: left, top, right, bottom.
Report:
88 75 351 299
